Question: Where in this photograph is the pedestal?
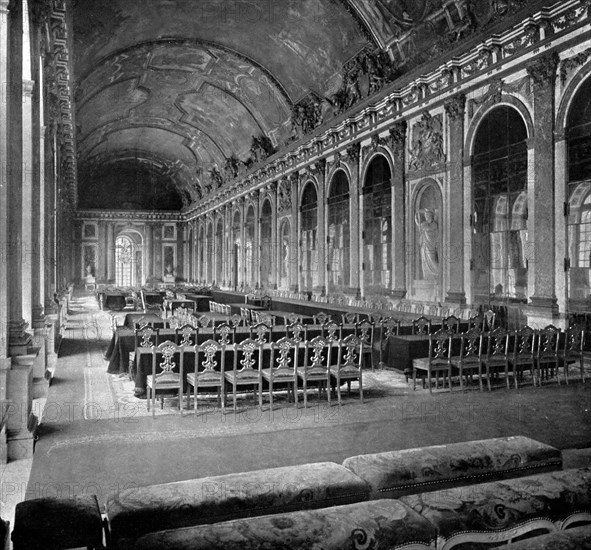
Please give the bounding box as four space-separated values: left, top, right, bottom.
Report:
6 362 35 460
413 280 440 303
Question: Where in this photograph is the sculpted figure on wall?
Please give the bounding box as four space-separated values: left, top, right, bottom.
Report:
415 208 439 280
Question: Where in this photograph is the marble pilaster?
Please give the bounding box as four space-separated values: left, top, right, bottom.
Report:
444 93 467 304
390 121 407 299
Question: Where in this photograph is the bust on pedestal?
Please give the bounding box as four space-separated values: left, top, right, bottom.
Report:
84 265 96 291
162 264 176 284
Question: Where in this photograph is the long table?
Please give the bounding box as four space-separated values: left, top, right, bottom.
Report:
98 291 127 311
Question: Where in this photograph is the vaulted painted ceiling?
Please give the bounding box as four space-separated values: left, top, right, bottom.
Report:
73 0 537 210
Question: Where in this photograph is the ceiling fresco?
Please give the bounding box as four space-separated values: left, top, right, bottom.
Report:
72 0 540 210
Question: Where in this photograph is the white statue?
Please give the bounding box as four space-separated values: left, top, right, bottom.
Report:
415 208 439 280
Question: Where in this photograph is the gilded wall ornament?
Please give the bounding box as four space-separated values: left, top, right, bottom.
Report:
408 112 445 171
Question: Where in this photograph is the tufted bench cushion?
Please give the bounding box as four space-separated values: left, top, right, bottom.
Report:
12 495 103 550
499 524 591 549
131 499 437 550
400 467 591 550
106 462 370 548
342 435 562 498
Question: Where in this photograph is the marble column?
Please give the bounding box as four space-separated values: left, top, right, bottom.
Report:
527 53 559 320
346 144 361 298
239 201 246 289
8 0 32 352
390 122 407 299
290 174 299 292
43 125 56 316
444 93 467 305
21 78 34 328
316 160 327 296
0 0 12 429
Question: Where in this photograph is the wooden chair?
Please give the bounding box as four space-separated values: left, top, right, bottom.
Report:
468 312 484 331
481 327 510 391
214 321 235 347
559 324 585 384
330 334 363 405
198 315 213 329
483 309 497 331
355 319 375 371
286 312 301 325
535 325 561 386
186 339 225 413
226 338 263 412
412 315 431 336
509 326 536 388
323 320 342 343
229 313 243 329
175 324 198 347
129 325 157 381
450 327 483 391
342 312 358 325
146 341 184 417
378 317 401 370
297 336 331 408
260 337 298 410
250 322 273 346
442 314 460 334
412 328 452 393
287 321 307 344
313 312 331 326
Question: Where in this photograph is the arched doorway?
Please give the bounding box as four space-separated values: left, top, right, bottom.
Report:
471 105 528 304
567 75 591 307
362 155 392 294
327 170 350 292
245 205 255 287
115 233 143 287
300 182 318 291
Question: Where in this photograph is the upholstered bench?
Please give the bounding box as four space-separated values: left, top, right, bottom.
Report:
400 467 591 550
12 495 104 550
106 462 370 548
131 499 437 549
500 524 591 548
342 435 561 498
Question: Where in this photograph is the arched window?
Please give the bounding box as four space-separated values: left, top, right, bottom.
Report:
362 156 392 293
260 200 273 288
245 206 255 287
115 235 136 287
300 182 318 291
206 223 213 282
215 219 224 285
198 226 205 283
327 170 350 292
472 105 528 302
232 211 242 289
567 76 591 303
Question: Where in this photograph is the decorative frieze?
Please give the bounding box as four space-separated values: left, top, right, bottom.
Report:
560 46 591 84
408 112 445 172
468 79 504 118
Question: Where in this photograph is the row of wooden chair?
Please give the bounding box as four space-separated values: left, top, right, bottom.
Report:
143 335 365 416
209 302 231 315
412 324 585 393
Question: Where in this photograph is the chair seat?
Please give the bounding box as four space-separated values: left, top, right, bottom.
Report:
186 373 223 386
260 368 295 381
329 366 359 379
296 367 328 380
413 358 450 371
224 372 259 383
146 378 181 390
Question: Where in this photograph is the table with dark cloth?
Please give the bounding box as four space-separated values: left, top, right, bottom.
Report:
163 299 197 316
266 310 315 325
180 294 211 312
123 312 166 329
227 303 265 315
98 291 127 311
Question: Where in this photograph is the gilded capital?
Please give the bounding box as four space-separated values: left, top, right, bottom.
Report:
444 93 466 120
527 52 559 87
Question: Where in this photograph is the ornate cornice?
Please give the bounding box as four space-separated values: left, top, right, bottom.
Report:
74 210 183 222
181 0 588 220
